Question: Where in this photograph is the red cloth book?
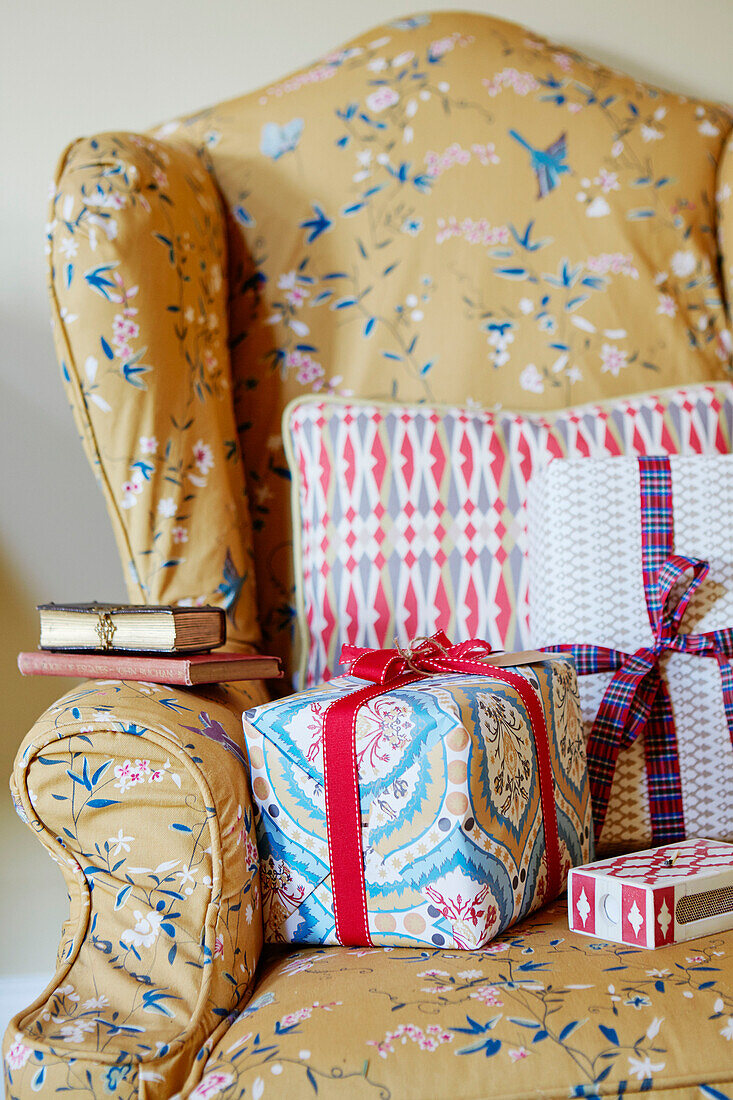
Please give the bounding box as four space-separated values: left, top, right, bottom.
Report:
17 650 281 686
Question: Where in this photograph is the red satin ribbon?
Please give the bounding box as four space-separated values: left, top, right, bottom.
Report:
322 633 562 946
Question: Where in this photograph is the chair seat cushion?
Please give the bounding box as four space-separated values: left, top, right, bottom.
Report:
197 898 733 1098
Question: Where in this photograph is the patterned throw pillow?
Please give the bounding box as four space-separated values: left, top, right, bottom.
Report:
285 384 733 688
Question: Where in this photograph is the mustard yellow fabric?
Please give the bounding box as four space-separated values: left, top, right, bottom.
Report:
48 12 733 675
9 677 733 1099
195 900 733 1099
48 134 260 649
21 12 733 1100
5 677 267 1100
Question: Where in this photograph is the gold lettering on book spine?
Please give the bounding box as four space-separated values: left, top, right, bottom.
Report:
95 612 117 650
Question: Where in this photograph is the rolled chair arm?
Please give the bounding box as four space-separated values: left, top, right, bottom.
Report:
4 676 268 1100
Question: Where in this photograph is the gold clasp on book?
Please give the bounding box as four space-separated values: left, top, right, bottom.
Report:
95 612 117 650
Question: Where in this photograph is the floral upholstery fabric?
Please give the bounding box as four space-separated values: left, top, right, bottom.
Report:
48 133 261 649
8 677 733 1099
4 677 267 1100
15 10 733 1099
191 900 733 1100
49 11 733 675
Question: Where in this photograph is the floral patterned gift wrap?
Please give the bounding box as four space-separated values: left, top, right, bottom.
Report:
242 637 593 947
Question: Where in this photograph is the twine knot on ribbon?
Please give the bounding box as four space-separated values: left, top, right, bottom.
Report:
341 631 495 682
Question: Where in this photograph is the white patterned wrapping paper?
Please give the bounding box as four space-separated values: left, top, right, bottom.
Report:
528 454 733 850
286 384 733 690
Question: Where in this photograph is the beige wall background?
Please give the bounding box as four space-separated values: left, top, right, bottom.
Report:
1 0 732 977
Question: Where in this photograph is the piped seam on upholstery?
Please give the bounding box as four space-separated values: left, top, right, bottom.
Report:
10 718 234 1065
47 137 145 603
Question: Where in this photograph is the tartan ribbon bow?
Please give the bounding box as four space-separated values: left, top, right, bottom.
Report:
551 456 733 846
327 632 562 945
557 547 733 845
582 553 733 748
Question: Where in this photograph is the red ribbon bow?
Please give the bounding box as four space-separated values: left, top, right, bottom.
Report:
323 632 562 946
341 631 495 683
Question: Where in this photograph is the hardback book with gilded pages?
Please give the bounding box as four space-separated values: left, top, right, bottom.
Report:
37 602 226 653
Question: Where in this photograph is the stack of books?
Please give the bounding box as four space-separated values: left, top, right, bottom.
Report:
18 602 281 684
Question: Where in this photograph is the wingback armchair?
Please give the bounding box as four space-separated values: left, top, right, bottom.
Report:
6 12 733 1099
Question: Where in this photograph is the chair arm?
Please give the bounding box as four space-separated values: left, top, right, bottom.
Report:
4 676 268 1100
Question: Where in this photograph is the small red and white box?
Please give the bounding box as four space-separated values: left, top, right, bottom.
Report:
568 838 733 948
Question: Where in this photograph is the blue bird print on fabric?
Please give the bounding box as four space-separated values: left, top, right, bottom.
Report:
260 118 304 160
217 547 244 623
509 129 570 198
182 712 248 768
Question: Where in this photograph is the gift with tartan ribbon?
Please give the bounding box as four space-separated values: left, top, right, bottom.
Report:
242 634 592 947
529 453 733 853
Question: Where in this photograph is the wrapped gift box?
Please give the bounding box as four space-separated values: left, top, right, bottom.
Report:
529 454 733 853
568 838 733 948
243 647 593 947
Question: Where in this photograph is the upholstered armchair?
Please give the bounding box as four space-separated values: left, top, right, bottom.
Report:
6 12 733 1099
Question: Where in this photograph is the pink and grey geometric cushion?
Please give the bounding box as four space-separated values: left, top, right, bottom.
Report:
285 384 733 688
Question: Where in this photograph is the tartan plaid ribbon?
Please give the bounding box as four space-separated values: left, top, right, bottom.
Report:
553 456 733 845
324 633 562 945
